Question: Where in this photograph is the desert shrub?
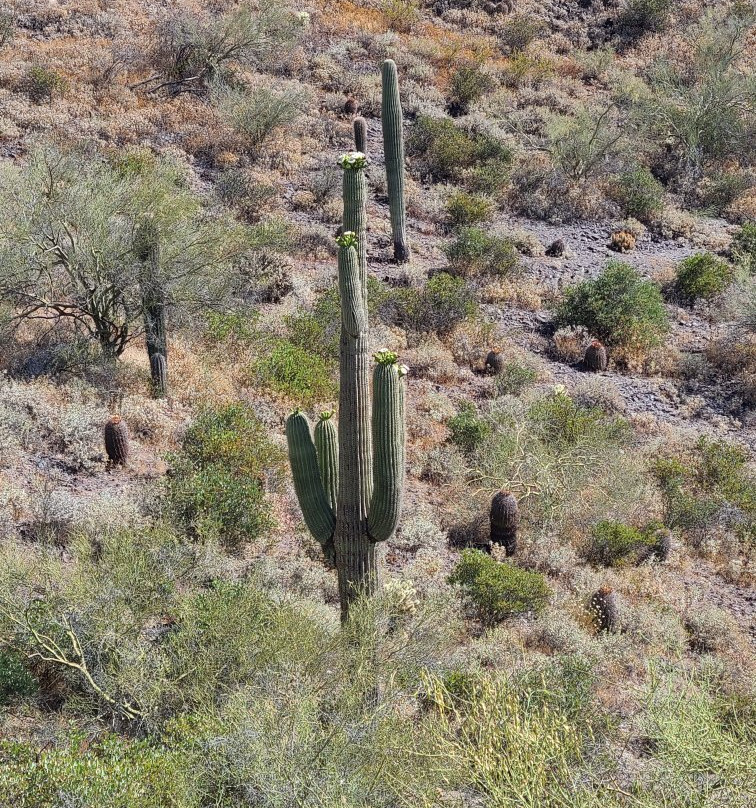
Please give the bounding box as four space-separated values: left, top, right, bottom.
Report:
253 339 337 404
444 228 519 278
582 520 656 566
448 62 495 116
445 191 494 229
447 402 490 455
500 14 545 53
617 0 673 40
493 361 539 397
610 166 664 221
732 222 756 273
165 403 281 550
382 0 421 32
652 438 755 546
22 65 66 103
556 261 669 356
216 169 278 220
548 105 624 182
408 115 512 189
214 84 309 152
448 550 551 622
675 253 733 303
0 649 36 705
390 273 477 336
0 12 14 49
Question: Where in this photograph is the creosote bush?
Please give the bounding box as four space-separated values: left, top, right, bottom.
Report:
447 402 490 454
675 253 733 303
444 191 494 229
610 166 664 221
391 273 477 336
448 549 551 622
444 227 519 279
582 520 658 566
556 261 669 358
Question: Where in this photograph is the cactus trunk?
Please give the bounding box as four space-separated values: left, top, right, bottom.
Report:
381 59 410 263
353 116 367 155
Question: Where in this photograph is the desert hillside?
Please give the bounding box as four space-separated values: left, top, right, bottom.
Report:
0 1 754 805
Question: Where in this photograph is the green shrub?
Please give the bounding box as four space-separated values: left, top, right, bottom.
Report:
556 261 669 355
583 520 655 566
23 65 67 103
448 403 490 454
448 550 551 622
408 115 512 189
254 339 337 404
732 222 756 273
675 253 733 303
448 62 494 115
165 403 282 550
611 166 664 221
445 191 494 229
500 14 545 53
493 361 539 396
391 273 477 335
618 0 673 39
444 227 519 278
0 650 36 705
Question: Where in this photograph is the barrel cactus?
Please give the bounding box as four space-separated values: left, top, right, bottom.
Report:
485 349 505 375
286 154 407 619
584 340 608 372
104 415 129 466
490 489 519 556
381 59 410 263
353 116 367 154
589 585 618 633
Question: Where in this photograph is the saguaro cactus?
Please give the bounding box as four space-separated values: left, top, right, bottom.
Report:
353 116 367 155
381 59 410 263
136 222 169 398
286 154 407 619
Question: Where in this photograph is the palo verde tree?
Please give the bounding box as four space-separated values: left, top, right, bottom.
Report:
0 145 257 360
286 153 407 620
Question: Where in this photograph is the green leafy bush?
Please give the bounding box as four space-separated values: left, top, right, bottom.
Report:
408 115 512 189
556 261 668 355
611 166 664 221
448 550 551 622
444 227 519 278
22 65 66 103
448 403 490 454
675 253 733 303
448 62 494 115
254 339 337 404
391 273 477 335
0 650 36 705
165 403 282 550
493 361 539 396
445 191 494 229
583 520 656 566
732 222 756 273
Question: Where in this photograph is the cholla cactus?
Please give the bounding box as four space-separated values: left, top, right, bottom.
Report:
286 154 407 619
609 230 636 253
381 59 410 263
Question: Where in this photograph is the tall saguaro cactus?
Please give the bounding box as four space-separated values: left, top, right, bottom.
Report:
381 59 410 263
286 153 407 619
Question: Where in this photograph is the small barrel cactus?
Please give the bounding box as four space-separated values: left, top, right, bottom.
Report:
104 415 129 466
584 340 608 372
589 585 618 633
490 489 519 556
609 230 636 253
150 352 168 399
353 116 367 155
485 349 505 375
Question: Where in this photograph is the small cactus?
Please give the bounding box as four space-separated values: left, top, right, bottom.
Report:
353 116 367 155
150 352 168 399
652 528 672 561
609 230 636 253
485 349 505 375
344 96 357 115
584 340 608 372
589 585 618 633
104 415 129 466
490 489 518 556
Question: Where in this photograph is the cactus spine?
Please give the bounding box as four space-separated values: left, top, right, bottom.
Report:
286 154 406 619
353 116 367 155
381 59 410 263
